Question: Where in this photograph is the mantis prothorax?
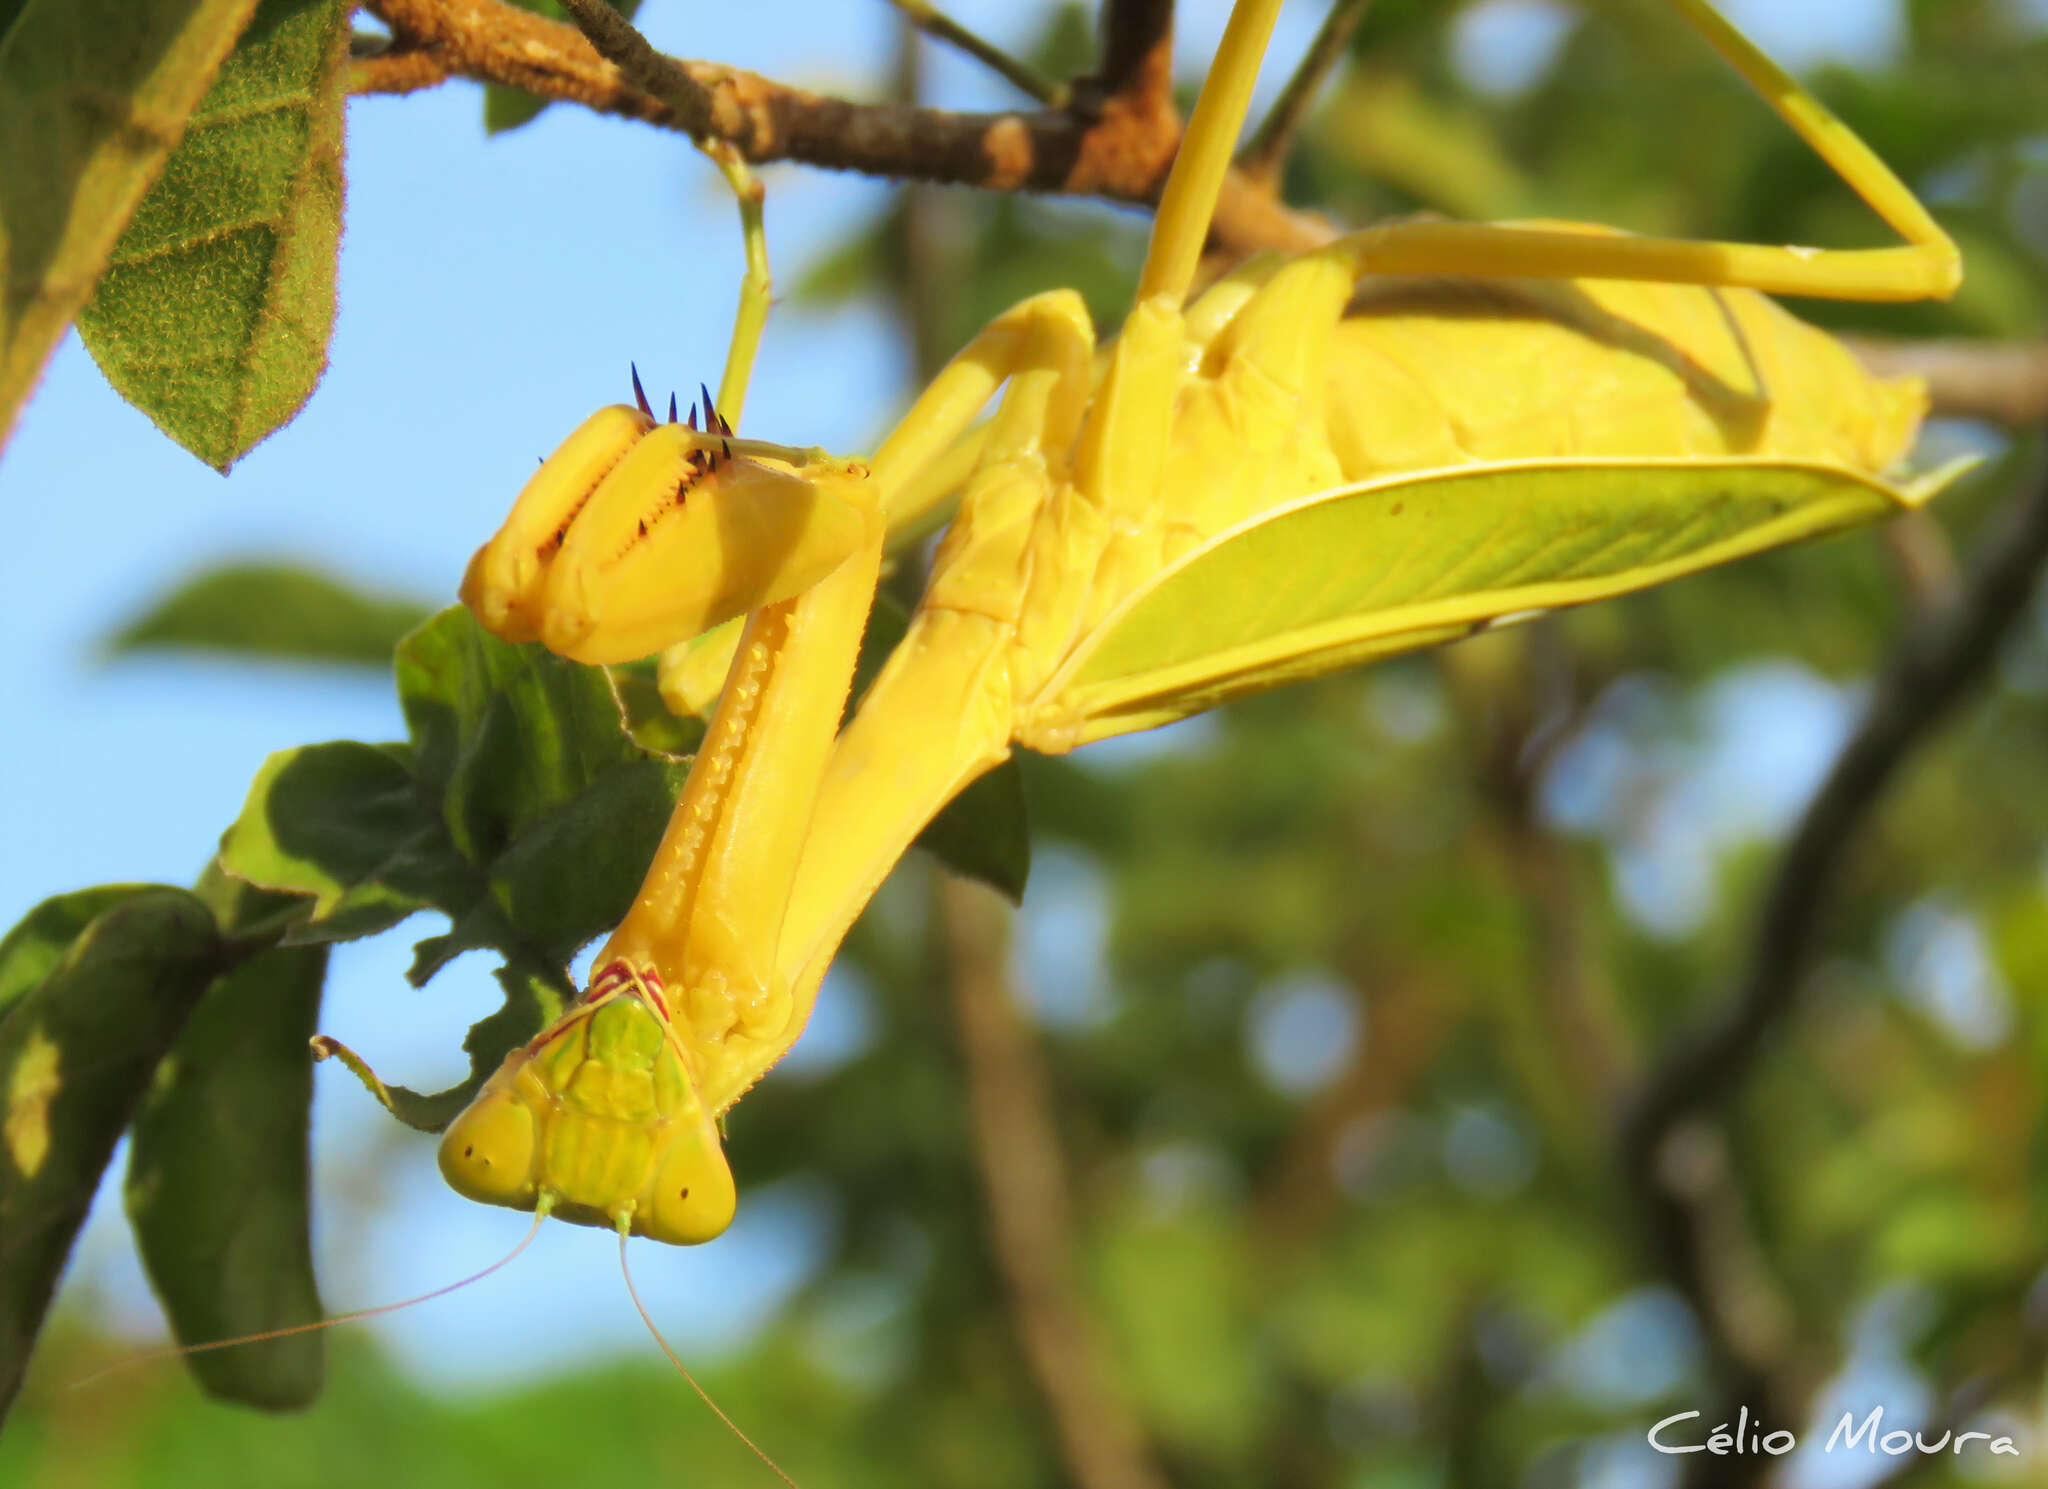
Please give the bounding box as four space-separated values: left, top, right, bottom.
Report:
437 0 1963 1250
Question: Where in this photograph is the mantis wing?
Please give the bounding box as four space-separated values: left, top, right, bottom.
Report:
1028 457 1970 749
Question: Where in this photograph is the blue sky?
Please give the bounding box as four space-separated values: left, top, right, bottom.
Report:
2 0 1921 1399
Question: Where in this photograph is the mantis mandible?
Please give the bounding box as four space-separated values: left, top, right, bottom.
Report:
434 0 1962 1249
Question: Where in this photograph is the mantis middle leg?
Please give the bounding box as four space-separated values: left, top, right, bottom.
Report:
1325 0 1957 302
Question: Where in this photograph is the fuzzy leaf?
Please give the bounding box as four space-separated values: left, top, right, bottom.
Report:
77 0 349 470
0 889 221 1420
107 561 431 665
0 0 260 449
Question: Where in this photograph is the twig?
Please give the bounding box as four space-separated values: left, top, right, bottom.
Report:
550 0 1182 197
886 14 957 386
355 3 2048 366
1618 455 2048 1489
1238 0 1374 182
889 0 1068 107
356 0 1331 255
1849 336 2048 426
937 876 1170 1489
1880 512 1960 614
1094 0 1174 101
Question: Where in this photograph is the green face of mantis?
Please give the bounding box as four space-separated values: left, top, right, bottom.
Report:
439 959 737 1245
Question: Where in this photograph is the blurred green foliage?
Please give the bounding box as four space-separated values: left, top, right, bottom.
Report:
107 563 430 666
6 1 2048 1487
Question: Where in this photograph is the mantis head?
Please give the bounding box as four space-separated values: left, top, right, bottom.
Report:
438 960 738 1246
463 394 872 666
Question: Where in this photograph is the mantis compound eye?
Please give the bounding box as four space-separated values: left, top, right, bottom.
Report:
640 1109 738 1246
438 1079 542 1208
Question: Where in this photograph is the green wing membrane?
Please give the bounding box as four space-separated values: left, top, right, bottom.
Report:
1037 458 1962 745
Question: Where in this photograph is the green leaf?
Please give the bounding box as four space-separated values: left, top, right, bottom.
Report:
480 0 639 134
0 0 260 450
915 754 1031 904
106 561 431 665
605 660 703 760
395 603 685 866
0 889 222 1421
483 84 550 135
125 942 325 1409
0 885 164 1024
221 739 470 945
76 0 349 471
195 857 315 942
217 606 691 1129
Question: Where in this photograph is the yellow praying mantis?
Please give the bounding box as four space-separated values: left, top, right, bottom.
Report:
432 0 1963 1256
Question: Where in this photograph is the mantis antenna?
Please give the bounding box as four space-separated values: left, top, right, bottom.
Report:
616 1222 801 1489
68 1204 550 1391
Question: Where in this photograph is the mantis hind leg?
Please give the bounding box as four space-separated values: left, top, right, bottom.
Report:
869 290 1095 502
1330 0 1957 303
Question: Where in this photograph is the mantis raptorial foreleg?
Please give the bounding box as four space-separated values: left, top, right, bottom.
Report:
435 146 882 1243
601 497 882 1055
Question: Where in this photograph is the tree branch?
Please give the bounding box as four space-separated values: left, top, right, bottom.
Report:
355 0 1329 255
938 876 1170 1489
1849 337 2048 427
1618 455 2048 1489
890 0 1067 107
1095 0 1173 101
356 0 666 122
354 4 2048 407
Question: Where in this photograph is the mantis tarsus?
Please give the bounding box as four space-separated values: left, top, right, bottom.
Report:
428 0 1958 1259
